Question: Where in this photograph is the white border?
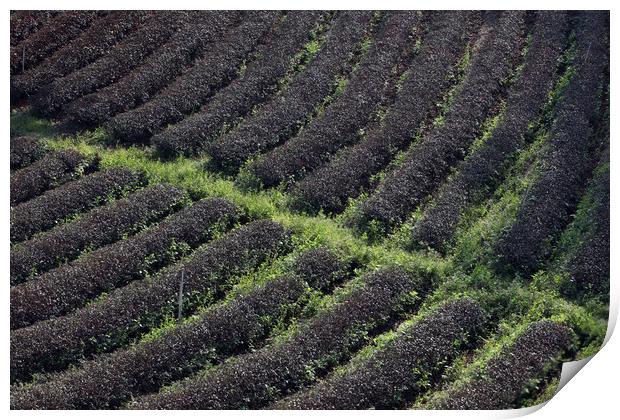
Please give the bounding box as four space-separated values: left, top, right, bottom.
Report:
3 2 617 418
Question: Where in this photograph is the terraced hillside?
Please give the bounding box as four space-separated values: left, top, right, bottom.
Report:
10 10 609 410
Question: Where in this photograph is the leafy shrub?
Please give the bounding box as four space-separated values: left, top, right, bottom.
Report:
132 267 425 409
66 11 240 126
494 12 609 274
358 11 525 230
10 197 238 329
412 11 568 250
11 11 149 101
293 11 480 214
32 12 193 116
279 298 486 409
206 11 374 170
10 167 144 243
292 247 348 291
153 11 324 155
565 159 610 299
106 11 279 143
10 149 92 206
10 220 290 382
247 11 420 188
430 320 572 409
10 184 186 284
10 11 57 47
10 11 102 75
10 247 346 409
10 136 45 170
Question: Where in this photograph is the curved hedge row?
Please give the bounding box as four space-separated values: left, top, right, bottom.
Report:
132 267 424 409
66 12 240 126
32 12 192 117
106 11 279 143
566 153 610 299
10 136 46 170
430 320 572 409
247 11 420 188
10 197 238 330
358 11 525 230
494 12 609 274
11 248 347 409
10 167 144 243
153 11 324 156
10 11 57 47
202 11 373 168
412 11 568 250
11 11 149 101
10 184 186 284
293 11 479 213
10 11 102 75
292 247 349 292
278 298 486 409
10 149 91 206
10 220 290 382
